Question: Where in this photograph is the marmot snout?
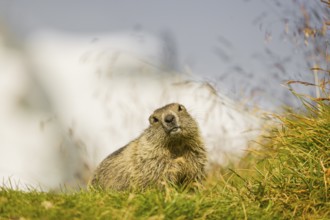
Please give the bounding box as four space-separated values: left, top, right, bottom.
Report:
89 103 207 190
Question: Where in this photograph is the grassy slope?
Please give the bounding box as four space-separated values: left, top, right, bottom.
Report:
0 102 329 220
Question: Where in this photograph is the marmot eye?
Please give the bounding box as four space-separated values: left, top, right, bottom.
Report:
178 104 185 112
150 116 159 124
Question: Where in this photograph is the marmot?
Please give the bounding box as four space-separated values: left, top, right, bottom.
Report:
89 103 207 190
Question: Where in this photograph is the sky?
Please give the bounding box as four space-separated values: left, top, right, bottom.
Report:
0 0 327 109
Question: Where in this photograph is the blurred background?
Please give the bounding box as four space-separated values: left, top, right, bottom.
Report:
0 0 329 190
1 0 329 108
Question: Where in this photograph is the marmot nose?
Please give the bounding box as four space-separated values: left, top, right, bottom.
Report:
164 114 175 123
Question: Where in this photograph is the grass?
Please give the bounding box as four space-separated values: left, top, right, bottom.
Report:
0 99 329 219
0 178 284 220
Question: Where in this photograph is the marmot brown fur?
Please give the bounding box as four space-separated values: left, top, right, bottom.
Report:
89 103 207 190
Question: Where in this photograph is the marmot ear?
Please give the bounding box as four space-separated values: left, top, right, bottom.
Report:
178 104 185 112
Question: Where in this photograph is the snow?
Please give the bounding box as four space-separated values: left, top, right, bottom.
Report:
0 30 264 191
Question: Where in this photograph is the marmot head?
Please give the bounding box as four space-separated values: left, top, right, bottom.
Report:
146 103 200 144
